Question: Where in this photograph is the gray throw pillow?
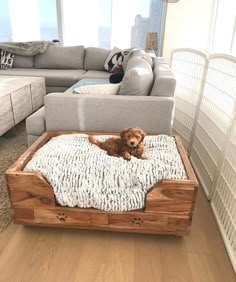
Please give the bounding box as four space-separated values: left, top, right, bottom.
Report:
118 57 154 96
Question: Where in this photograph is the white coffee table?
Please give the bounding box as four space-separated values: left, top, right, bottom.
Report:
0 76 46 135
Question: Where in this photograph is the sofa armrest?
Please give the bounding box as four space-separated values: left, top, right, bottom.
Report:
150 57 176 97
44 93 175 135
26 106 46 136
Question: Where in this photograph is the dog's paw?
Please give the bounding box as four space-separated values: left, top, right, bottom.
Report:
136 155 146 160
122 152 131 161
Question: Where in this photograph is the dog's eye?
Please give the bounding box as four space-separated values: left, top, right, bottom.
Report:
135 135 141 139
127 134 131 138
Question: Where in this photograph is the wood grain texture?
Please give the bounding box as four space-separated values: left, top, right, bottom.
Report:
5 131 199 236
145 181 196 213
6 172 55 208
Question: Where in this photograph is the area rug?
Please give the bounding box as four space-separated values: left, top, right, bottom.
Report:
0 121 27 232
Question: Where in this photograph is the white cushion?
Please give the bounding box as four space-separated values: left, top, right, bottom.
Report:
73 83 121 95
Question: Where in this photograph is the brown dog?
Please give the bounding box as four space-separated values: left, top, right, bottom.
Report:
88 127 146 160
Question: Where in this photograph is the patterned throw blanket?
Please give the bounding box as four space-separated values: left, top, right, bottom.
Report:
24 134 187 212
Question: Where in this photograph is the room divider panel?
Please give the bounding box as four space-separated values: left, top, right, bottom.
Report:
171 49 236 272
190 54 236 199
171 48 208 150
211 118 236 271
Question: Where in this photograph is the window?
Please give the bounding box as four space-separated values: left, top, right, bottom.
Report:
111 0 165 50
209 0 236 55
0 0 166 53
0 0 12 41
38 0 58 41
0 0 58 42
62 0 112 48
61 0 166 53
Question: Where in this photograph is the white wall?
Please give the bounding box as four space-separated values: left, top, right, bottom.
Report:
162 0 215 62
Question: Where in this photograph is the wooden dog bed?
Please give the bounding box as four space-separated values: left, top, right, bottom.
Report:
5 131 198 236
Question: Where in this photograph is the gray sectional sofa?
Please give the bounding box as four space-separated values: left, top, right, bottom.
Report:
0 45 111 93
0 45 176 145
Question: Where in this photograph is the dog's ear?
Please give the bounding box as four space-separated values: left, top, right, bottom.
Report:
137 128 146 142
141 132 146 142
120 128 130 138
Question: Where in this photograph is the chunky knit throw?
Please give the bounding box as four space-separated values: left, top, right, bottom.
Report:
24 134 187 211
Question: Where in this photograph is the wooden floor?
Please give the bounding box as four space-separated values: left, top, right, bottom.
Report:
0 188 235 282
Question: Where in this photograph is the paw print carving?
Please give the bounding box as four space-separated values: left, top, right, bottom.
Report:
131 217 143 227
56 213 68 222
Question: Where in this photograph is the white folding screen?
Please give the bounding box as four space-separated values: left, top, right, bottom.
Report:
211 117 236 271
171 50 236 272
171 49 207 150
191 55 236 198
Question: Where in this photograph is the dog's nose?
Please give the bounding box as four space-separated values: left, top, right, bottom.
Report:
130 141 134 145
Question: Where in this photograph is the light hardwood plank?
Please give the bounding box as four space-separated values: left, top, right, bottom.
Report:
100 233 134 282
160 236 193 282
188 253 224 282
133 234 162 282
0 227 43 282
0 223 17 257
20 228 62 282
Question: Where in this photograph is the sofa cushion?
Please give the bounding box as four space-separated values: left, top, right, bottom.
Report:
0 68 86 87
46 86 68 93
34 45 85 69
118 57 153 96
128 49 153 69
82 70 111 79
73 83 120 95
13 55 34 68
150 57 176 97
84 47 110 71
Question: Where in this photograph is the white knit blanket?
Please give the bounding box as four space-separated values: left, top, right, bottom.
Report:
24 134 187 211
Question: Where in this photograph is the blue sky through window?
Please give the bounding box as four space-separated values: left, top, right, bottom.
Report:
38 0 58 40
0 0 11 41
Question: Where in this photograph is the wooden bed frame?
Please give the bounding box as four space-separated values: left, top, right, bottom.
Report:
5 131 199 236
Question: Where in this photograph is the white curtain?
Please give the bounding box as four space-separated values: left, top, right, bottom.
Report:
8 0 40 41
62 0 101 47
210 0 236 55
